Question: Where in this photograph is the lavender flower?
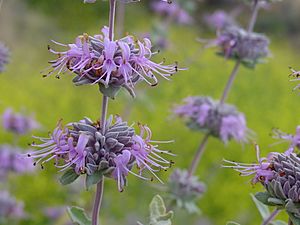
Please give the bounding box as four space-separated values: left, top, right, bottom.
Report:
0 42 9 73
0 191 25 220
47 27 178 98
27 116 173 192
174 96 251 144
167 169 206 213
210 26 270 68
2 108 40 135
151 0 193 25
0 145 35 180
272 126 300 155
289 67 300 90
224 146 300 218
204 10 236 30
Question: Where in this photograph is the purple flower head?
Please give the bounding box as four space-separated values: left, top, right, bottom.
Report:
272 126 300 155
289 67 300 91
2 108 40 135
225 146 300 217
0 191 25 220
174 96 251 144
28 116 173 192
209 26 270 68
47 27 179 98
0 145 35 180
167 169 206 213
0 42 9 73
204 10 236 30
151 1 193 25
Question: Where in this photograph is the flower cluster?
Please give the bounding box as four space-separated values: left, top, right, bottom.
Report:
224 147 300 218
174 96 250 143
0 42 10 73
211 26 270 68
272 126 300 155
0 191 25 220
289 67 300 90
27 116 174 192
151 0 193 25
47 26 178 98
2 108 40 135
0 145 35 180
167 169 205 213
204 10 236 30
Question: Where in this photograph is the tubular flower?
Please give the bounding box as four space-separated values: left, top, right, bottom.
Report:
47 27 178 98
204 10 236 30
151 0 193 25
0 145 35 180
2 108 40 135
210 26 270 68
0 42 9 73
0 191 25 220
272 126 300 155
27 116 173 192
224 146 300 218
167 169 206 213
174 96 251 144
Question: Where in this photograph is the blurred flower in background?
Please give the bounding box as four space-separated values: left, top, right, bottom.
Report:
0 42 9 73
0 191 25 221
204 10 237 30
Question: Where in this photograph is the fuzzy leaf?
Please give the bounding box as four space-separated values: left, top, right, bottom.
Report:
85 171 103 190
67 206 91 225
59 169 80 185
255 192 274 206
287 212 300 225
251 193 270 219
149 195 173 225
98 83 121 99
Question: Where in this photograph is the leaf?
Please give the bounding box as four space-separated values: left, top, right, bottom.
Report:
251 193 270 219
85 171 103 190
67 206 91 225
226 221 241 225
287 212 300 225
59 169 80 185
98 83 121 99
150 195 168 219
271 220 287 225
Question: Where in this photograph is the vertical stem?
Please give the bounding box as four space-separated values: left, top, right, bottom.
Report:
187 0 261 177
116 1 125 38
261 209 280 225
288 218 293 225
91 1 116 224
187 134 210 177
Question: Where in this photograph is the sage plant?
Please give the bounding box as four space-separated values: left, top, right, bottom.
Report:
0 41 9 73
27 0 181 224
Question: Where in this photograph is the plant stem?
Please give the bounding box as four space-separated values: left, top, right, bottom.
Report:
261 209 280 225
91 1 116 224
188 134 210 176
116 1 125 38
288 218 293 225
187 0 261 177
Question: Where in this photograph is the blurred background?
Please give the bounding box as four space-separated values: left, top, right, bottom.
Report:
1 0 300 224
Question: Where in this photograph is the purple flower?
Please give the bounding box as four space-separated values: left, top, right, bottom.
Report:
272 126 300 155
0 191 25 220
0 42 9 73
0 145 35 180
2 108 40 135
289 67 300 90
28 116 173 191
151 1 193 25
223 145 275 184
47 27 179 98
208 26 270 68
204 10 236 30
174 96 251 144
167 169 206 213
44 206 66 220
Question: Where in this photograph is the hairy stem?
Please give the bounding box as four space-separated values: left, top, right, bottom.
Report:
261 209 280 225
187 0 261 177
91 1 116 224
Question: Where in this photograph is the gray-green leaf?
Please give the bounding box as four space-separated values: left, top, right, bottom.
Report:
98 83 121 99
251 193 270 219
85 171 103 190
59 169 80 185
67 206 91 225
